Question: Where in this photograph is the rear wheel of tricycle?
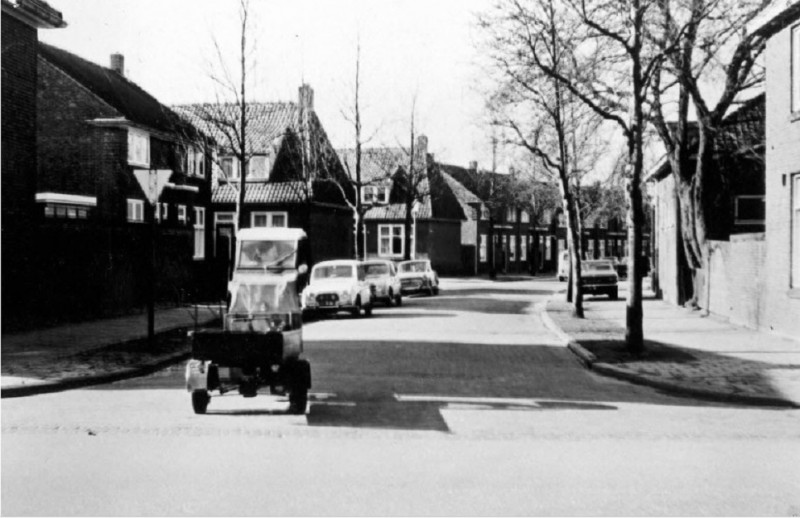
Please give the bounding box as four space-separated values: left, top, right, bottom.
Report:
286 358 311 415
191 390 210 414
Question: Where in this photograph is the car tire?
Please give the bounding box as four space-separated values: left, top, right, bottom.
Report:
558 276 566 282
364 303 373 317
432 285 439 296
191 390 210 414
351 298 362 318
609 288 618 300
395 294 402 306
387 289 395 306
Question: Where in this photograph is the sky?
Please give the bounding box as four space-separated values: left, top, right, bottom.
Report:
40 0 508 171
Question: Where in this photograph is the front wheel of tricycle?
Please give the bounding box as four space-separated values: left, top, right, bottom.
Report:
191 390 210 414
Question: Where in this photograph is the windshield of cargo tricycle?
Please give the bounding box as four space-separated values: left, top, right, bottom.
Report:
237 240 297 270
229 279 300 315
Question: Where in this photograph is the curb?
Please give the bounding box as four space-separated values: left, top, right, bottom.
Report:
1 351 190 399
541 299 800 409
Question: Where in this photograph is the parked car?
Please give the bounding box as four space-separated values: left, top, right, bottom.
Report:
580 259 619 299
614 256 628 278
363 260 402 306
557 250 570 281
397 259 439 296
301 260 374 318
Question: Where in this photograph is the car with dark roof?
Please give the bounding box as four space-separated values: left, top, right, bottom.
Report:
580 259 619 299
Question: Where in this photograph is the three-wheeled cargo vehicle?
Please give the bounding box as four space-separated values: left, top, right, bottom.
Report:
185 227 312 414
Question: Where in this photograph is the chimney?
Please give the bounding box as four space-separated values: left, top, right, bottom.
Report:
298 83 314 111
469 160 478 171
110 53 124 76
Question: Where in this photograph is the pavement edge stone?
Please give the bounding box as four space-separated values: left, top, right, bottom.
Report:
541 298 800 409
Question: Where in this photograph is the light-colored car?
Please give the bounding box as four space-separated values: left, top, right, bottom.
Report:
302 260 374 317
580 259 619 299
363 260 402 306
397 259 439 296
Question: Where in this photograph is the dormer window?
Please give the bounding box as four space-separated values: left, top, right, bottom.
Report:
184 146 205 177
362 185 389 204
127 128 150 167
249 156 269 180
221 157 237 180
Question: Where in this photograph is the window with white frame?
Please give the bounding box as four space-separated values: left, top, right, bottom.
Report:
221 157 237 179
127 199 144 223
793 174 800 287
193 207 206 260
127 128 150 167
521 235 527 261
506 207 516 222
792 25 800 113
251 211 288 228
734 195 765 224
509 235 517 260
185 146 205 178
249 156 269 180
545 236 552 260
520 211 530 223
362 185 389 205
379 224 405 257
480 234 487 262
177 204 187 224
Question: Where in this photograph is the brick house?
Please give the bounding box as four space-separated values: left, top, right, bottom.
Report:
175 85 354 290
444 164 544 275
748 0 800 338
1 0 65 330
34 43 214 325
337 139 485 275
648 95 765 306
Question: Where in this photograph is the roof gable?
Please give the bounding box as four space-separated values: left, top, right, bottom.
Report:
38 43 198 137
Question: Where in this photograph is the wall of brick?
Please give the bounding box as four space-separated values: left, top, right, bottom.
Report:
2 14 40 330
2 15 38 221
706 235 765 328
762 22 800 339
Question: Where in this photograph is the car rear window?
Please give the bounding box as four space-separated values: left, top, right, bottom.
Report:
585 261 614 272
312 265 355 280
364 264 390 276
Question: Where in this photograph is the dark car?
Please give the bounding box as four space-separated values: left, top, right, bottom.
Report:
580 260 619 299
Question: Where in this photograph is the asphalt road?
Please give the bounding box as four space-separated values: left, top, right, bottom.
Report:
3 277 799 516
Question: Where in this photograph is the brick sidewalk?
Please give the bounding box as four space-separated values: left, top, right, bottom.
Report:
543 293 800 408
1 305 221 397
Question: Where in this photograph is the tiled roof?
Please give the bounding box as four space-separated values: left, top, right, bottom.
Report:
212 181 309 204
173 102 300 154
716 94 764 153
38 43 200 138
440 170 482 220
364 202 432 220
336 147 408 182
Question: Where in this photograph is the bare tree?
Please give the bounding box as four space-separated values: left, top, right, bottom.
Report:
396 97 433 261
481 0 609 317
648 0 768 307
480 0 665 351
